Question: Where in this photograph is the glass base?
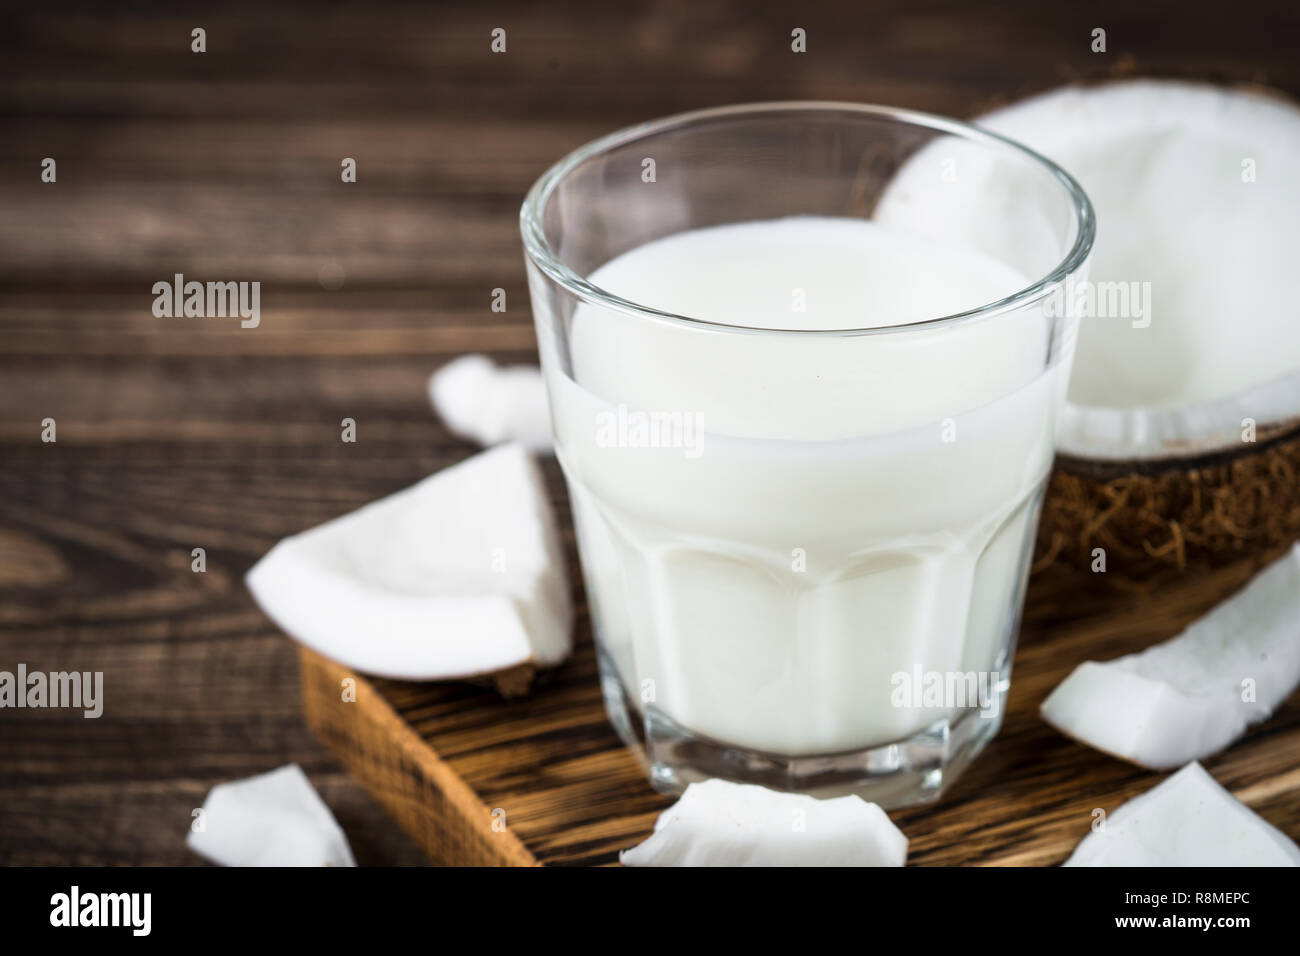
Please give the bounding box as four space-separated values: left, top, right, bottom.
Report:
598 647 1006 809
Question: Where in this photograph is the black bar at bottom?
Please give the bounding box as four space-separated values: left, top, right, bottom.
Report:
0 866 1286 941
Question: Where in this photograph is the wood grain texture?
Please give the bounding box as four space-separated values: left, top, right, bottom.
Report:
3 0 1299 865
301 550 1300 866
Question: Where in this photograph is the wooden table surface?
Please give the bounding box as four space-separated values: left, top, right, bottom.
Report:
2 0 1298 866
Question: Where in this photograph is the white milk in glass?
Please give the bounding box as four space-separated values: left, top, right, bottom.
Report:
544 216 1064 757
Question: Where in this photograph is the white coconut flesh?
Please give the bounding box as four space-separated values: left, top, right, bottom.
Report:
187 764 357 867
1065 762 1300 866
620 779 908 867
1041 542 1300 769
430 354 553 452
245 443 572 682
975 81 1300 461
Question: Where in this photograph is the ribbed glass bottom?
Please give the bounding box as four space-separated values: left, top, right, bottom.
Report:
598 645 1007 809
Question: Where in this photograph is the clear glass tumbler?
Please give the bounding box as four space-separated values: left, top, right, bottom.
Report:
521 103 1093 807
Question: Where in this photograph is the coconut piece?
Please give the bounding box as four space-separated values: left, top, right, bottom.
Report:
430 354 553 452
981 81 1300 580
1042 542 1300 768
186 764 356 867
245 443 572 690
878 80 1300 581
1065 762 1300 866
620 779 907 867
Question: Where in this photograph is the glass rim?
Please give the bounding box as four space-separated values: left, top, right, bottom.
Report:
520 100 1095 338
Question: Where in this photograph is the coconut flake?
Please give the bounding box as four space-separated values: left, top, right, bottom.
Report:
1042 542 1300 769
1065 762 1300 866
620 779 907 867
430 354 553 452
186 764 356 867
246 443 572 684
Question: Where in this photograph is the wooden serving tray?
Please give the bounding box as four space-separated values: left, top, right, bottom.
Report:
299 551 1300 866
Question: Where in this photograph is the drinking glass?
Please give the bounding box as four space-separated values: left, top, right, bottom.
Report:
521 103 1093 806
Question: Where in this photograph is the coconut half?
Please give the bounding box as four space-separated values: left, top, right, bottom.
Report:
245 443 572 691
1041 542 1300 768
430 354 553 452
977 81 1300 458
878 80 1300 578
1064 762 1300 866
187 764 356 867
620 779 907 867
975 80 1300 578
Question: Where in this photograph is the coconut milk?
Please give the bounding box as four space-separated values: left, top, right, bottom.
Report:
543 217 1065 756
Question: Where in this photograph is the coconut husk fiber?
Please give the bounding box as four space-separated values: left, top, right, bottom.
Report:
1033 429 1300 590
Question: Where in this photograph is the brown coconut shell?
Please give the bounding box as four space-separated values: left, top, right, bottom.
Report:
1034 423 1300 590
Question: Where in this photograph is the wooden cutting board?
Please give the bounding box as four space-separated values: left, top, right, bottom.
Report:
299 547 1300 866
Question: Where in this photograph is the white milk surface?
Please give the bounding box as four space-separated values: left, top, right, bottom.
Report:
544 217 1066 755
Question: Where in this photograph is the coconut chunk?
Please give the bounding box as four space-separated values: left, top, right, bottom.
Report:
1042 542 1300 768
620 779 907 867
1065 762 1300 866
430 354 553 452
246 443 572 685
186 764 356 867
